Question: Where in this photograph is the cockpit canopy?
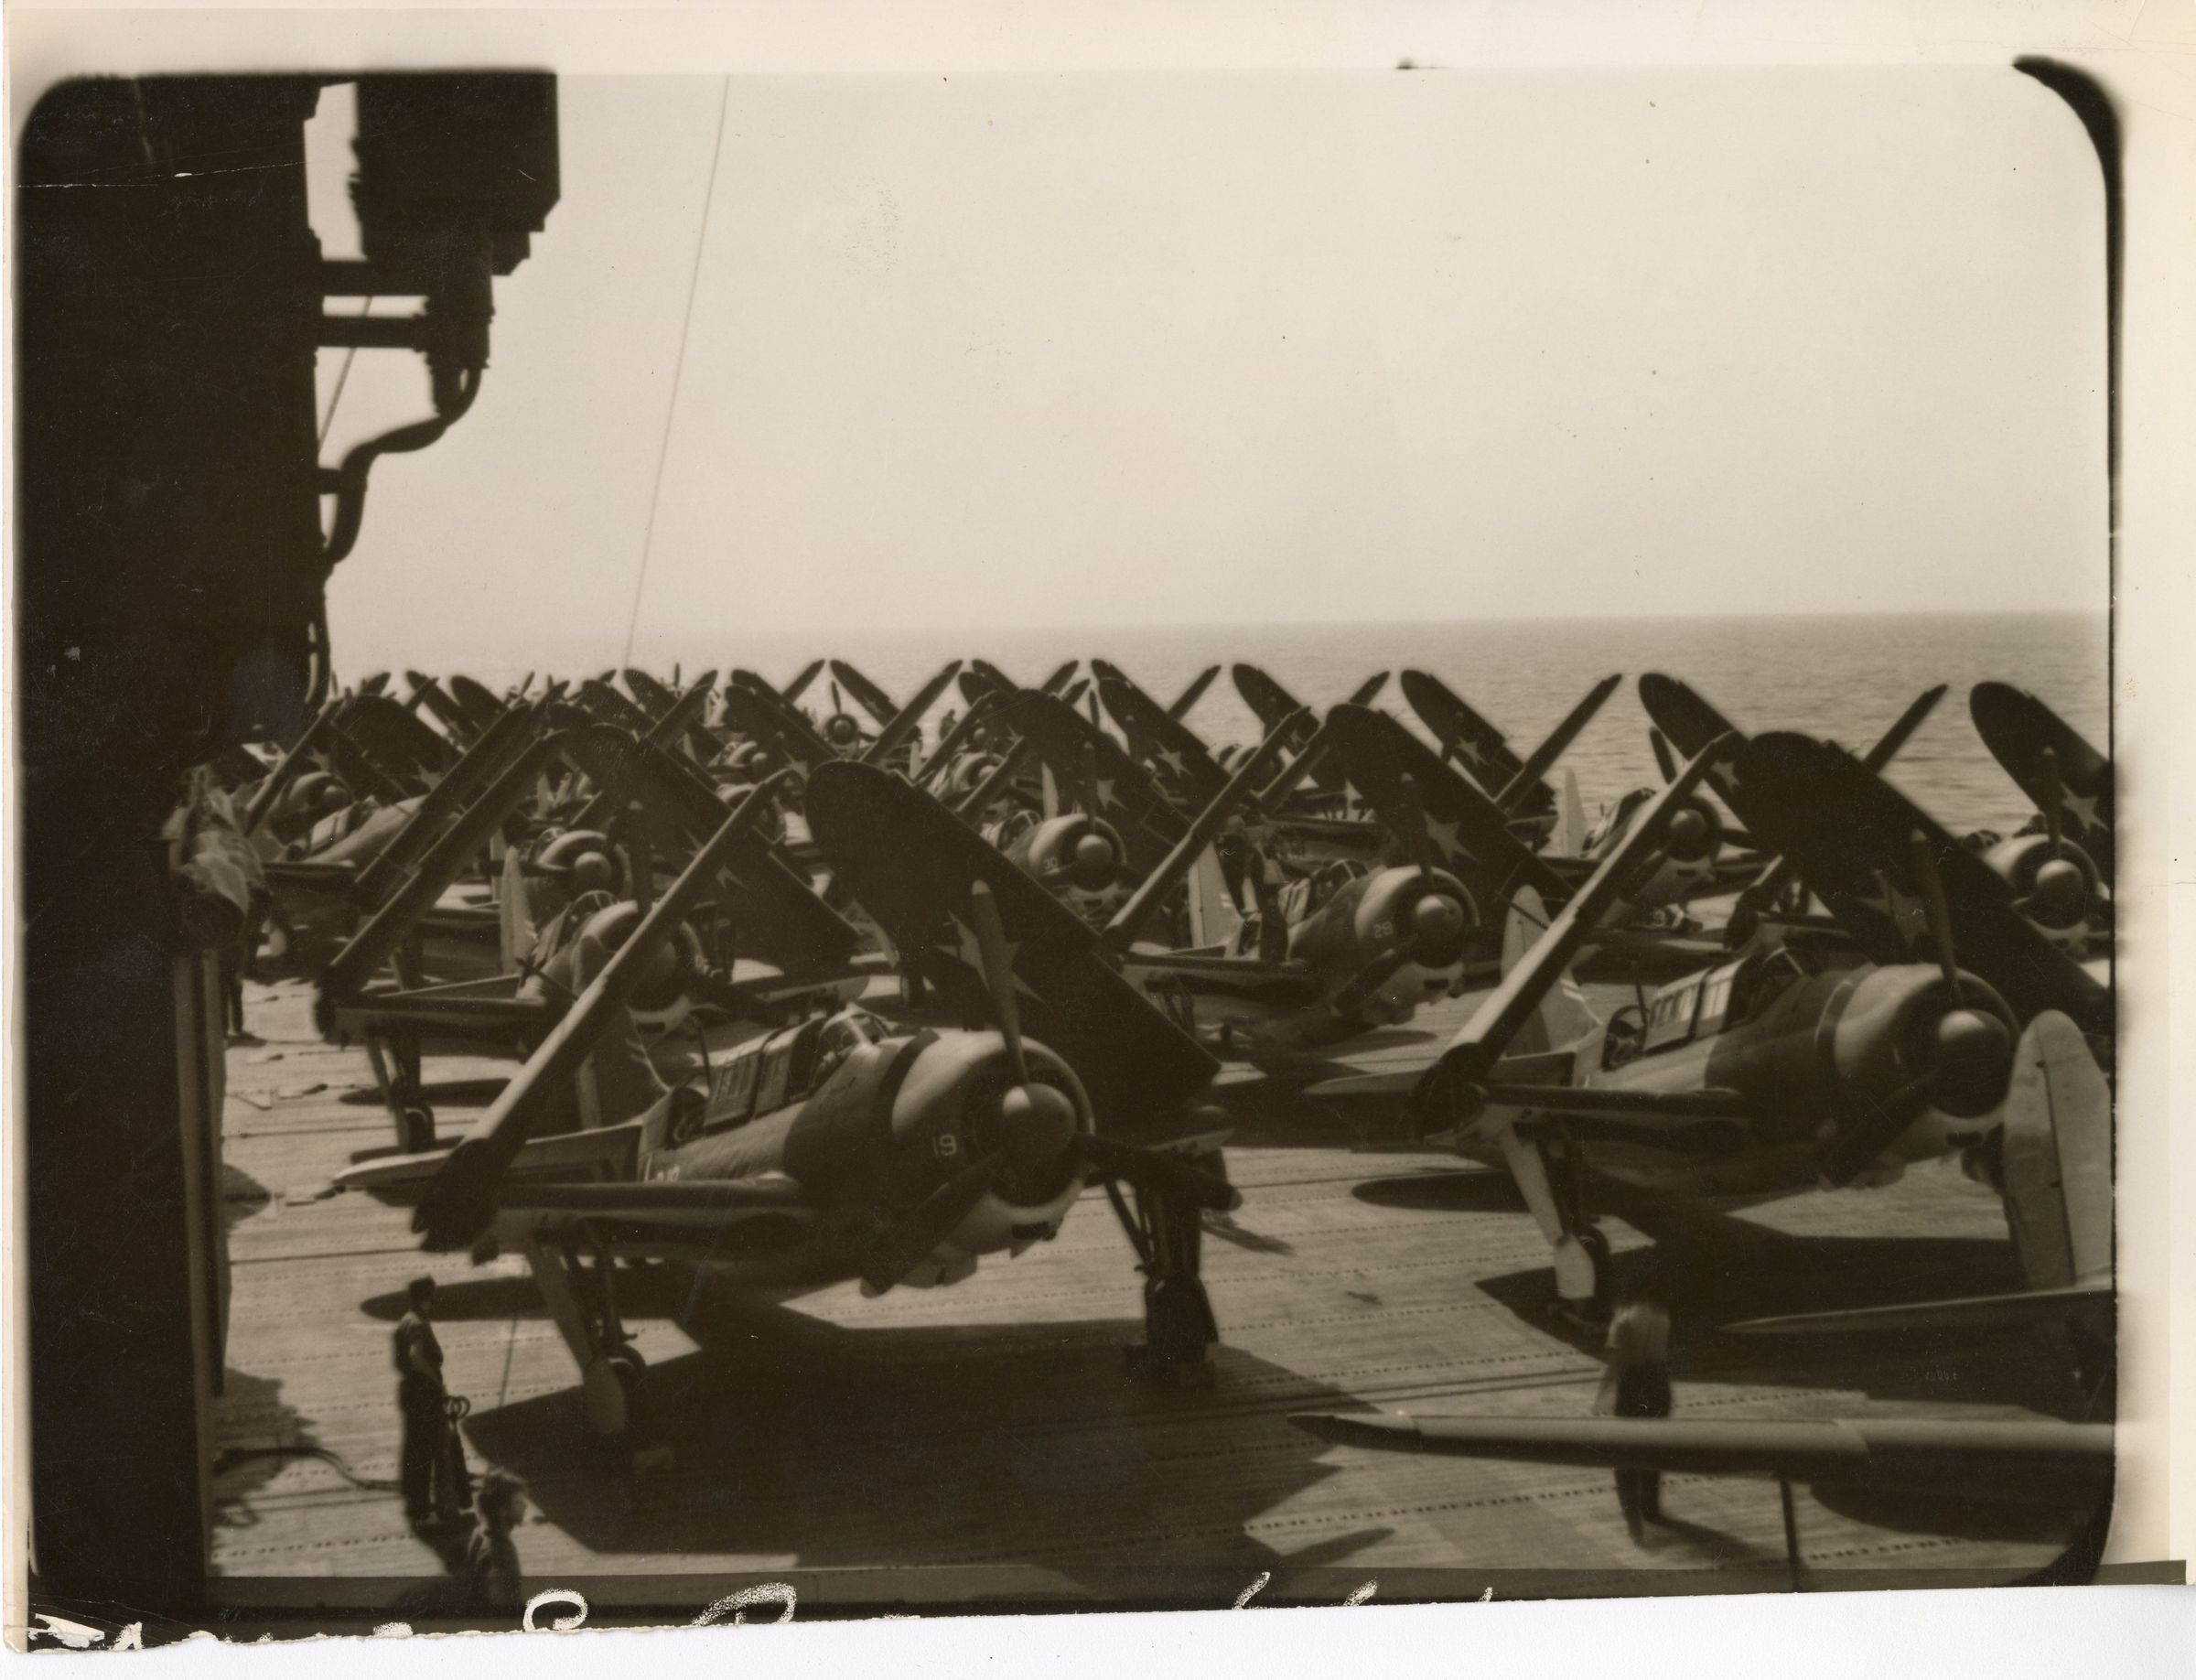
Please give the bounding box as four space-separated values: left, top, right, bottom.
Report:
702 1007 894 1131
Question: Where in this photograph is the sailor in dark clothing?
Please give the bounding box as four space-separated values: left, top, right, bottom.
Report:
395 1276 449 1526
1596 1291 1674 1541
463 1468 529 1617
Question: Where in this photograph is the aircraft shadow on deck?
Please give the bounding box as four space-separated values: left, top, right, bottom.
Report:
339 1077 508 1109
460 1303 1386 1591
224 1162 273 1230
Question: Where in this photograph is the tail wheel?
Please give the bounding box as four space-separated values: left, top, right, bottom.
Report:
401 1107 436 1154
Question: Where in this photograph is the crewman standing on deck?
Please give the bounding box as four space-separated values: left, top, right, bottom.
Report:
1596 1287 1674 1541
395 1276 449 1526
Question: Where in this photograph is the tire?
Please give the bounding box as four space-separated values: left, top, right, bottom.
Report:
401 1107 436 1154
1576 1224 1615 1308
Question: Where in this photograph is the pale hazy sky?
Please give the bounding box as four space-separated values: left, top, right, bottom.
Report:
309 69 2106 671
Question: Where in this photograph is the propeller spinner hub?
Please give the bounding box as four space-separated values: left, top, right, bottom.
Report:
995 1082 1079 1166
1072 831 1116 879
1664 803 1712 859
1411 891 1468 961
2033 856 2086 914
1931 1007 2014 1118
568 851 618 894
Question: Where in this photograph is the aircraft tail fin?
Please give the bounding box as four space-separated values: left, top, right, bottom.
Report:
1553 769 1588 859
499 845 534 974
1185 845 1244 950
2000 1009 2112 1293
1500 886 1596 1056
1727 1009 2112 1343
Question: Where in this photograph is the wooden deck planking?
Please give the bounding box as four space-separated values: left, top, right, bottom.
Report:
211 977 2093 1599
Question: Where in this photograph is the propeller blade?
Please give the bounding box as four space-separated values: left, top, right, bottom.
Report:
1080 741 1102 817
1071 1133 1240 1212
412 774 791 1251
966 881 1029 1087
1348 671 1391 707
1909 829 1963 994
2037 747 2067 858
1819 1069 1935 1187
1329 949 1415 1024
829 659 900 727
1394 772 1437 884
1038 661 1079 696
858 1152 1005 1294
1649 727 1679 785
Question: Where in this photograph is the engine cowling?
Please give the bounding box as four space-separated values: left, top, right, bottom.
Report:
1818 964 2018 1181
1352 865 1476 973
1012 813 1132 924
1983 832 2101 948
882 1033 1094 1268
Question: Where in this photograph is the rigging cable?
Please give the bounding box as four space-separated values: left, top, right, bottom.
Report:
317 295 375 447
621 76 733 668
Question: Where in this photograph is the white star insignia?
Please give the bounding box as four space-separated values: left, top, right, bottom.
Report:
1453 737 1487 770
1093 776 1119 810
1156 747 1188 778
2058 785 2103 834
1856 868 1931 953
1425 814 1477 866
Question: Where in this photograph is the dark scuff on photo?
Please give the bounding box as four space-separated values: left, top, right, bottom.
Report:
9 49 2148 1649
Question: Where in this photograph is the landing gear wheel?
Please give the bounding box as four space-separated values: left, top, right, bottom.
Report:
1129 1276 1218 1388
401 1106 436 1154
1577 1224 1615 1308
1549 1225 1615 1331
580 1355 630 1438
607 1347 673 1471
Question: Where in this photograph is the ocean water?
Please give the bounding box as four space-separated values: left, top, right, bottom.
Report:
453 611 2106 842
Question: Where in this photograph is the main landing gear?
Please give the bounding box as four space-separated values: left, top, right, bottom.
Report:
1106 1147 1226 1387
522 1231 673 1472
363 1028 436 1152
1495 1120 1615 1329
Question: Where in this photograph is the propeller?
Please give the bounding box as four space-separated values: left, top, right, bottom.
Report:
1815 832 2014 1185
1078 741 1103 821
1394 772 1436 882
1649 727 1678 785
2023 748 2089 921
859 880 1081 1294
413 777 790 1251
969 886 1238 1226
